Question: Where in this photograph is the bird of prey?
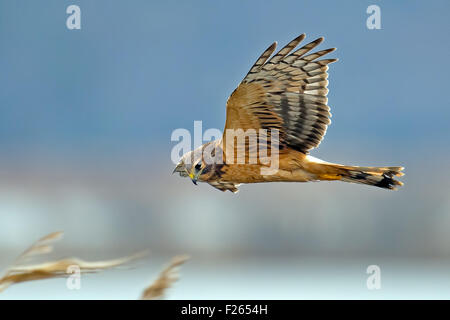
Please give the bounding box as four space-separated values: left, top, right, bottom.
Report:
173 34 404 193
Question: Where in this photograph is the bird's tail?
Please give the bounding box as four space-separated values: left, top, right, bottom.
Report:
306 156 404 190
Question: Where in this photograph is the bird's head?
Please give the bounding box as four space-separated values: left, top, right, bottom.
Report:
172 149 206 185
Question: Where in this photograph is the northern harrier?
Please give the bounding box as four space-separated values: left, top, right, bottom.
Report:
173 34 404 193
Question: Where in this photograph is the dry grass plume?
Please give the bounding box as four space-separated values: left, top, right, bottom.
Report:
0 231 145 293
140 255 189 300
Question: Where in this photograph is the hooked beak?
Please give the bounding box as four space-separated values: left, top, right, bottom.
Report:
189 173 198 185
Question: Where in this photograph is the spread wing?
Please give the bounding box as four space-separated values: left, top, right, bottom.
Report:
223 34 336 155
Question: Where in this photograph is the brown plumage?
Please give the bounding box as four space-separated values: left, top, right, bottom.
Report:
174 34 404 192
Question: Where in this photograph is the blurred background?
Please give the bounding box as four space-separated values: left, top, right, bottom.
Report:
1 0 450 299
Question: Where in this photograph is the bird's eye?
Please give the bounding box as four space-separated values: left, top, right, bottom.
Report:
195 163 202 171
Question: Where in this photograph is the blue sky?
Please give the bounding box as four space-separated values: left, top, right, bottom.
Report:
0 0 449 159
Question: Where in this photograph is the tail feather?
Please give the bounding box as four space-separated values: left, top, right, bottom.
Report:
340 166 404 190
306 157 404 190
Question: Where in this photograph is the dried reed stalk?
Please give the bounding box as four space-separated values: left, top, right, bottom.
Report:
140 255 189 300
0 231 145 293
